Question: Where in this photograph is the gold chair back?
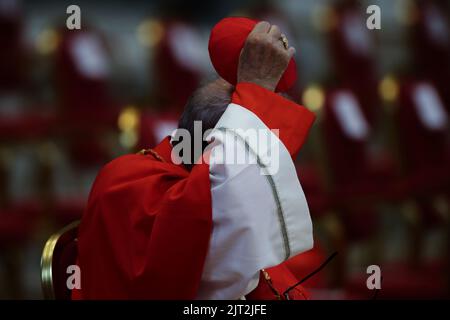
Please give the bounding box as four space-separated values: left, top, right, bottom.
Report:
41 220 80 300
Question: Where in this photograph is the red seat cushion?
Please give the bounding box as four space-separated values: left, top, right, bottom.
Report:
0 201 41 246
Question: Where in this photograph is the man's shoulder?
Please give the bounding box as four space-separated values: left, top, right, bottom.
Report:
83 142 212 201
101 153 151 173
99 153 186 181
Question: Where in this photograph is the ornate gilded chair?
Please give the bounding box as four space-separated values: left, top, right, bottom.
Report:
41 221 80 300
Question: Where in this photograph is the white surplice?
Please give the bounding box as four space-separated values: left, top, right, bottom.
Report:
193 102 313 300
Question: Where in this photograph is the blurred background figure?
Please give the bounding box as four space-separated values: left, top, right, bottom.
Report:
0 0 449 299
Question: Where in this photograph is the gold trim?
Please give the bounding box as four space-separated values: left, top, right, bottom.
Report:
261 269 282 300
40 220 80 300
137 148 166 162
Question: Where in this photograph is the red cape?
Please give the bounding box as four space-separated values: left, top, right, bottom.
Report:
74 83 315 299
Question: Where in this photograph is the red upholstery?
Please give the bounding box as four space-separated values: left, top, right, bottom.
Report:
396 80 449 175
328 4 378 124
0 2 24 91
0 111 56 142
393 79 450 213
54 28 112 112
321 89 396 240
0 201 41 247
411 1 450 111
297 164 332 218
53 28 118 168
322 89 397 201
153 21 202 111
52 199 85 227
323 89 372 188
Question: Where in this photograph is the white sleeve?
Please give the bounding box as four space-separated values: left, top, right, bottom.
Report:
196 103 313 300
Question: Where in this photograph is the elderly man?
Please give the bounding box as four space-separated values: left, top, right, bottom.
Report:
74 20 315 300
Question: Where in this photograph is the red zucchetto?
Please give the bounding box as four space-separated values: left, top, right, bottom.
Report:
208 17 297 92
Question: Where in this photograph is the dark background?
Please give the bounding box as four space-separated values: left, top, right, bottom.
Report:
0 0 449 299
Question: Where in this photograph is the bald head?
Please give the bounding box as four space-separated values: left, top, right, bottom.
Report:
175 78 234 167
178 78 233 130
